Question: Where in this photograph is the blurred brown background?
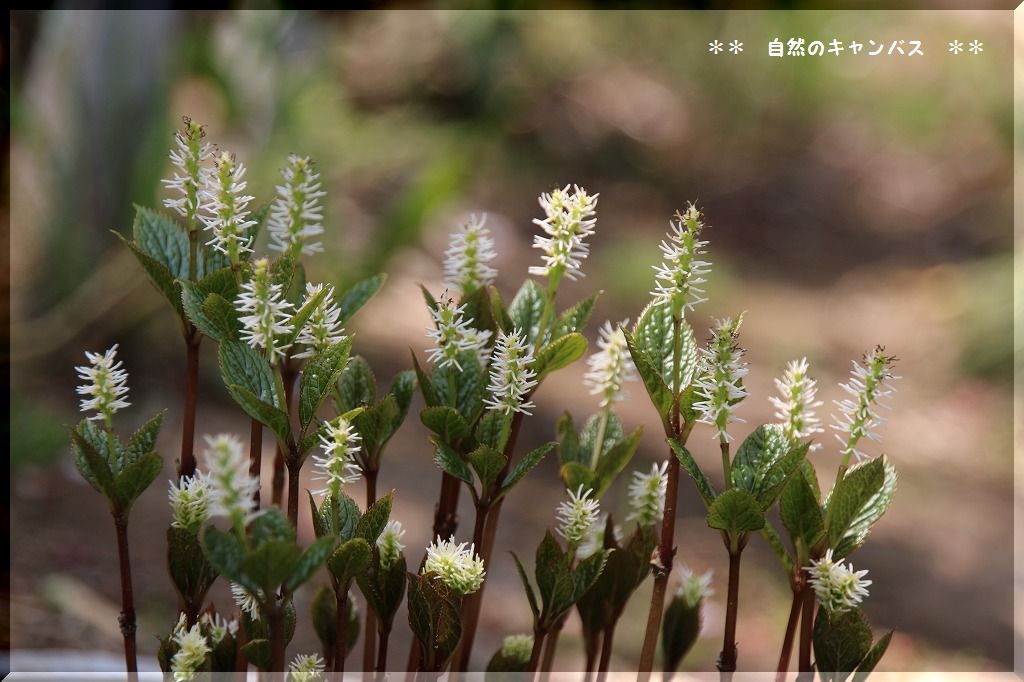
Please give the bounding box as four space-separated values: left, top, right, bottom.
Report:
8 9 1015 673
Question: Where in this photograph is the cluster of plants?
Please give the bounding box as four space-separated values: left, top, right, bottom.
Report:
69 118 900 680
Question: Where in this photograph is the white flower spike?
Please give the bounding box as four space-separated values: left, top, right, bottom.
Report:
163 117 212 224
770 357 824 448
199 611 237 644
529 184 598 282
231 582 263 621
556 485 601 548
75 343 131 423
236 258 295 363
831 346 899 464
651 204 711 311
204 434 260 527
377 519 406 571
425 297 492 371
312 416 362 499
694 315 749 442
627 461 669 527
583 320 637 408
293 283 346 359
423 536 486 596
170 622 211 681
268 154 326 258
805 549 871 615
444 214 498 295
288 652 326 681
675 565 715 608
168 473 212 534
483 328 538 415
201 150 256 261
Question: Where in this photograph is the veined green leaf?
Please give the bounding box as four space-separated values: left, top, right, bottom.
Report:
434 442 473 486
825 456 885 548
508 280 545 343
623 330 673 430
833 456 897 558
553 292 600 338
299 339 353 430
668 438 717 508
337 273 386 324
706 488 765 540
531 333 587 378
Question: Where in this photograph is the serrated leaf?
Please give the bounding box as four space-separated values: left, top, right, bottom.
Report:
571 549 609 602
357 553 407 626
227 383 291 446
759 521 795 575
553 292 600 338
732 424 808 508
669 438 717 508
421 406 470 446
499 442 554 498
406 572 462 671
337 273 386 324
706 489 765 539
200 526 247 589
116 231 183 316
70 424 117 496
434 443 474 486
200 294 240 341
531 333 587 377
112 451 162 509
555 412 583 465
328 537 372 582
852 631 893 680
354 396 400 456
623 330 673 428
434 351 487 420
132 206 190 280
780 462 825 551
242 539 300 592
834 457 897 558
411 352 439 408
825 457 885 548
180 269 238 341
489 285 513 333
508 279 545 343
813 608 873 677
355 491 394 544
634 301 698 390
338 355 377 411
459 284 497 335
592 426 643 497
123 411 163 465
475 409 511 451
468 445 508 491
578 412 624 464
219 340 277 405
389 370 417 427
280 284 329 350
285 536 337 591
535 530 568 611
511 552 539 618
167 527 218 605
251 507 297 546
299 339 353 430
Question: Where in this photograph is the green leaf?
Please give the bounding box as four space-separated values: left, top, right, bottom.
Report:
825 457 886 548
433 352 487 420
668 438 717 508
112 451 162 509
553 292 600 338
853 631 893 680
508 279 545 343
780 462 825 551
662 591 703 673
357 553 408 626
499 442 554 498
434 443 474 486
633 301 698 389
167 527 218 606
132 206 190 280
389 370 417 428
338 355 377 412
475 409 512 451
731 424 808 508
355 491 394 544
281 284 329 350
571 549 609 601
315 492 363 542
834 457 897 558
459 284 496 335
591 426 643 497
411 352 439 408
200 294 240 341
227 383 291 446
468 445 508 492
285 536 337 591
241 639 272 671
180 269 238 341
116 230 183 316
421 406 471 445
555 412 583 465
813 608 874 677
489 285 514 333
534 531 569 613
251 507 297 546
200 526 246 588
69 425 116 496
406 572 462 672
559 462 594 493
242 539 301 592
328 537 372 583
579 412 623 463
219 340 277 405
623 330 673 428
312 585 337 651
299 339 354 430
706 489 765 540
337 273 387 324
531 333 587 378
510 552 539 619
354 396 400 456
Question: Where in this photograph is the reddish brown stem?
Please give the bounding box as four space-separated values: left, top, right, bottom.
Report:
451 504 490 672
334 588 350 674
540 623 562 677
718 549 743 673
776 586 804 682
798 581 815 673
270 603 286 674
113 513 138 680
364 471 379 679
249 419 263 510
527 629 548 674
597 622 616 680
178 330 200 479
376 625 391 679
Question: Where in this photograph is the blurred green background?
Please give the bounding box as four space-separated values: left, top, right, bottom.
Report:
8 9 1014 673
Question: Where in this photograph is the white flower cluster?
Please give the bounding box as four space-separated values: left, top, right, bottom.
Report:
201 151 256 260
168 473 212 534
425 298 491 371
236 258 294 363
204 433 260 526
626 461 669 527
483 329 538 415
312 416 362 499
770 357 824 448
805 549 871 615
675 565 715 608
444 214 498 294
75 343 131 422
200 611 237 644
231 582 263 621
288 652 326 681
377 519 406 571
528 184 598 282
423 536 486 596
268 154 326 257
170 622 211 681
162 117 212 224
651 204 711 311
293 283 346 360
576 514 622 560
583 320 637 408
694 316 749 442
556 485 601 548
832 346 899 463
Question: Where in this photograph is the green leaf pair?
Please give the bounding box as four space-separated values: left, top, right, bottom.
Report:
813 607 893 681
557 412 643 498
69 413 165 513
407 572 463 672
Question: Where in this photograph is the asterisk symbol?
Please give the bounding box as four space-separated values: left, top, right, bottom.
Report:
728 40 744 54
948 40 963 54
708 40 724 54
968 39 983 54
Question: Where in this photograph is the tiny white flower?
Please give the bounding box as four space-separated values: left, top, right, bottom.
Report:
529 184 598 282
556 485 601 548
75 343 131 422
425 297 492 371
293 283 346 360
168 473 212 534
675 565 714 608
288 652 326 681
268 154 326 258
377 519 406 571
444 214 498 294
576 513 624 560
170 623 211 681
312 416 362 499
200 151 256 261
162 117 213 224
200 611 237 643
583 320 637 408
770 357 824 448
423 536 486 596
805 549 871 615
231 582 263 622
483 329 538 415
651 204 711 311
236 258 295 363
627 461 669 527
831 346 899 463
694 315 749 442
499 634 534 661
204 434 260 526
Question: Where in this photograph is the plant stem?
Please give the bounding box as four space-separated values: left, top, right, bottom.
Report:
589 407 610 469
364 471 379 679
452 503 490 672
286 459 301 527
334 588 350 674
720 440 732 489
179 329 200 479
584 631 602 679
597 622 616 681
718 548 743 673
432 472 462 540
775 586 803 682
376 625 391 680
528 629 548 674
270 603 287 676
113 512 138 680
798 582 815 673
540 623 563 678
249 419 263 511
